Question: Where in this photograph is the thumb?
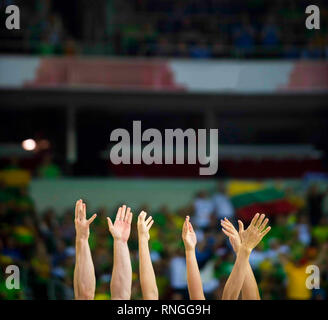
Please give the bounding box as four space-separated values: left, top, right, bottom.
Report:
238 220 244 234
88 213 97 225
107 217 114 231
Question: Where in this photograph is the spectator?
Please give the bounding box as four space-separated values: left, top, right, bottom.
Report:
2 0 328 59
193 190 214 229
261 16 280 48
155 37 173 57
189 40 211 58
0 169 328 300
301 42 323 59
283 43 301 59
295 214 312 246
307 184 324 226
232 15 255 56
37 154 62 179
279 252 313 300
141 23 158 56
169 247 188 299
249 243 268 269
212 183 234 220
312 216 328 244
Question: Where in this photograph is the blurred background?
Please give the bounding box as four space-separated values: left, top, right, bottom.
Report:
0 0 328 300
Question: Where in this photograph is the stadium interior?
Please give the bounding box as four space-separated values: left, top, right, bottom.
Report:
0 0 328 300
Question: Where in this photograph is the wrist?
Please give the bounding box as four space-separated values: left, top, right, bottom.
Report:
185 246 196 253
239 244 252 256
114 238 128 244
76 237 89 244
138 235 149 242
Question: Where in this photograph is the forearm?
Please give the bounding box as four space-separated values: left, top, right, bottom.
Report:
139 237 158 300
185 249 205 300
222 246 250 300
241 261 260 300
73 263 80 298
74 238 96 300
111 239 132 300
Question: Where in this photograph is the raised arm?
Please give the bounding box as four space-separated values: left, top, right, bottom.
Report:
74 199 97 300
137 211 158 300
182 216 205 300
221 218 260 299
107 205 133 300
222 213 271 300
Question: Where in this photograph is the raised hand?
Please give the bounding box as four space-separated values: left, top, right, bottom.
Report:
183 216 205 300
74 199 97 300
74 199 97 240
137 211 158 300
221 217 262 300
239 213 271 252
107 205 133 242
137 211 154 241
221 218 241 253
182 216 197 251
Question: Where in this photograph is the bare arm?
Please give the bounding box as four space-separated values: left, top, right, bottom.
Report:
74 199 97 300
182 216 205 300
74 238 96 300
242 262 260 300
138 211 158 300
185 249 205 300
107 205 133 300
222 213 271 300
111 240 132 300
222 245 251 300
221 218 260 300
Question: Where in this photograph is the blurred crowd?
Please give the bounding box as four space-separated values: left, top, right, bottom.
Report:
0 179 328 300
1 0 328 59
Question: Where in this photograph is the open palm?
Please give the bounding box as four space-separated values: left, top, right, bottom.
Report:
74 199 97 240
107 205 133 242
221 218 241 253
239 213 271 250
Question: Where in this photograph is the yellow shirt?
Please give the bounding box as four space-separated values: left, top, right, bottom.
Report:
284 262 311 300
94 293 110 300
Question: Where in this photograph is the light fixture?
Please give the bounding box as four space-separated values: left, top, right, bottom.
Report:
22 139 36 151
